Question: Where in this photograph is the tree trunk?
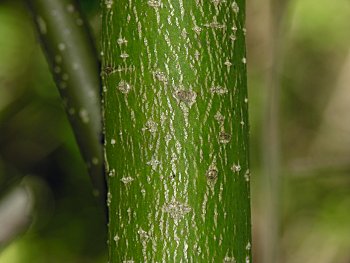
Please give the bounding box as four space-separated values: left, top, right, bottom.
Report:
101 1 251 262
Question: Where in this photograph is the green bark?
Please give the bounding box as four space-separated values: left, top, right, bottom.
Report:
102 0 251 262
27 0 105 197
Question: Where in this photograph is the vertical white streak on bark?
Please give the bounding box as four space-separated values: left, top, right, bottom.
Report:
178 0 185 20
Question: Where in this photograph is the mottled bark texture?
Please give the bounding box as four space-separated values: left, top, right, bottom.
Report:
102 0 251 262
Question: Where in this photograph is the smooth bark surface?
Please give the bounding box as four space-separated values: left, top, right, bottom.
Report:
102 1 251 262
28 0 105 197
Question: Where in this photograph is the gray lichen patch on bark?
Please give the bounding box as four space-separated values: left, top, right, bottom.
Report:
102 0 251 262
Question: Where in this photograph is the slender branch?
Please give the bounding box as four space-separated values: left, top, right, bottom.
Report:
0 184 33 250
27 0 106 198
262 1 291 262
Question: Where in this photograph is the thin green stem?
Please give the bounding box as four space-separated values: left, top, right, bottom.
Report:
0 184 33 251
102 0 251 261
27 0 105 198
262 1 291 262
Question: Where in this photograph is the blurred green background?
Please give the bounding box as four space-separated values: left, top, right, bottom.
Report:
0 0 350 262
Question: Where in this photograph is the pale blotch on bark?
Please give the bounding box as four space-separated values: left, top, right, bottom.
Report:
210 86 229 95
229 34 237 41
120 52 129 59
107 192 112 207
244 169 250 182
117 80 132 94
206 157 218 181
146 157 161 171
219 130 232 144
163 199 191 222
108 168 116 177
231 1 239 13
36 16 47 34
113 234 120 244
79 108 89 123
147 0 161 8
204 17 226 29
138 228 150 243
142 120 158 134
105 0 113 9
173 88 197 107
246 241 251 251
173 88 197 127
192 26 202 34
194 50 201 60
153 70 168 84
224 60 233 68
231 163 241 173
121 176 135 184
138 228 150 261
214 111 225 125
117 37 128 45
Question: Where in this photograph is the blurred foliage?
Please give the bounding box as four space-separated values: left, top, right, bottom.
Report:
0 0 106 262
247 0 350 262
0 0 350 262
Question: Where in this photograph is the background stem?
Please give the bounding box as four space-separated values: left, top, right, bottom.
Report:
27 0 105 198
